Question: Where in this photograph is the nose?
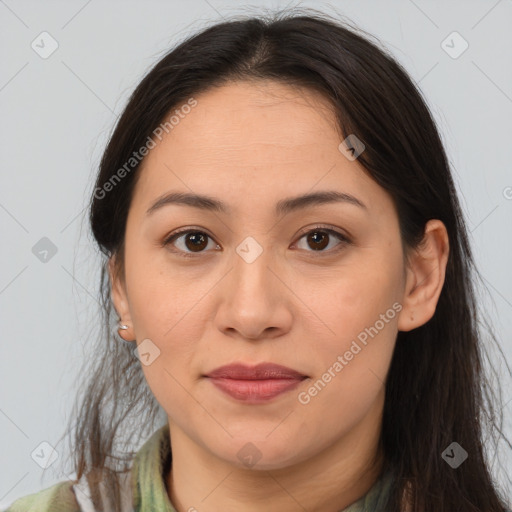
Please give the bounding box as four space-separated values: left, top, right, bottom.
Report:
214 244 293 341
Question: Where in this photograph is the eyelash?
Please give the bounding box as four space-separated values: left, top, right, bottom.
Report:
162 225 352 259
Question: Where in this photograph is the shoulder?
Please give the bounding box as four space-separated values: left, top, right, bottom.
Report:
3 480 80 512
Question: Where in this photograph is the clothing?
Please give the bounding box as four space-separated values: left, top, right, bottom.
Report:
4 422 394 511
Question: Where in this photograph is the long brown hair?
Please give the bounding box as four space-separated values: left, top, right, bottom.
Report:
58 7 511 511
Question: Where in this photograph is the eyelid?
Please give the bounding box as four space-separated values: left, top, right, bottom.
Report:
295 224 350 242
162 226 214 244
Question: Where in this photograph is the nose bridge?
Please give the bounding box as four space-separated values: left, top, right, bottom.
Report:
232 234 275 299
213 232 294 340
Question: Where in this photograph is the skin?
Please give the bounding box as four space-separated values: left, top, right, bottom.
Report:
110 80 449 512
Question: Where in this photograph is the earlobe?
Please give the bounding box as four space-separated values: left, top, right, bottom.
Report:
397 219 449 332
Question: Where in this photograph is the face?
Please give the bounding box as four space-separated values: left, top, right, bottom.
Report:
111 80 409 470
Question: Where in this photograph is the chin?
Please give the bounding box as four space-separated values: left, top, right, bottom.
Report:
210 435 312 471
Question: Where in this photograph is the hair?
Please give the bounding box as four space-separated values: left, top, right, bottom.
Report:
56 6 511 512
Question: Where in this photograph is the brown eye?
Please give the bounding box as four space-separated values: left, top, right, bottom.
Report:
295 227 350 254
163 229 219 256
183 232 208 252
306 231 330 251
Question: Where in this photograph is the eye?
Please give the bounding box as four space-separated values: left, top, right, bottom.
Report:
162 225 351 258
293 225 351 254
163 228 220 257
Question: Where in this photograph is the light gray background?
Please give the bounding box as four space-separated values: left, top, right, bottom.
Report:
1 0 511 508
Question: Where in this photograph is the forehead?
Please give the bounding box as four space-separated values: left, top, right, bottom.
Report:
188 79 337 125
144 79 341 164
131 80 389 218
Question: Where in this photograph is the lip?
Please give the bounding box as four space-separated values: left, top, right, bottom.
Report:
206 362 306 380
204 363 308 403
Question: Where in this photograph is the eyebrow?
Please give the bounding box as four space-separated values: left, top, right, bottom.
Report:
145 190 368 217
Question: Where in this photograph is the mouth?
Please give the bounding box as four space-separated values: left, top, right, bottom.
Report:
204 363 308 403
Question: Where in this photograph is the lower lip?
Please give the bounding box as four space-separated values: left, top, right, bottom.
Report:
207 377 304 403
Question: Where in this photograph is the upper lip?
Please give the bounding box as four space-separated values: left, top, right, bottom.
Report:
205 363 307 380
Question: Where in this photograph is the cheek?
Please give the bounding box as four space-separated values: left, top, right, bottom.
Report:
295 283 398 440
305 252 401 346
296 253 400 402
139 355 202 432
123 255 210 407
124 249 200 339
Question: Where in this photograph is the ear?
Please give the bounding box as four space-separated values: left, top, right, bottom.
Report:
397 219 450 332
108 255 135 341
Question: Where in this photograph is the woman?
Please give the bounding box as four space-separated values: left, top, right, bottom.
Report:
5 7 511 512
